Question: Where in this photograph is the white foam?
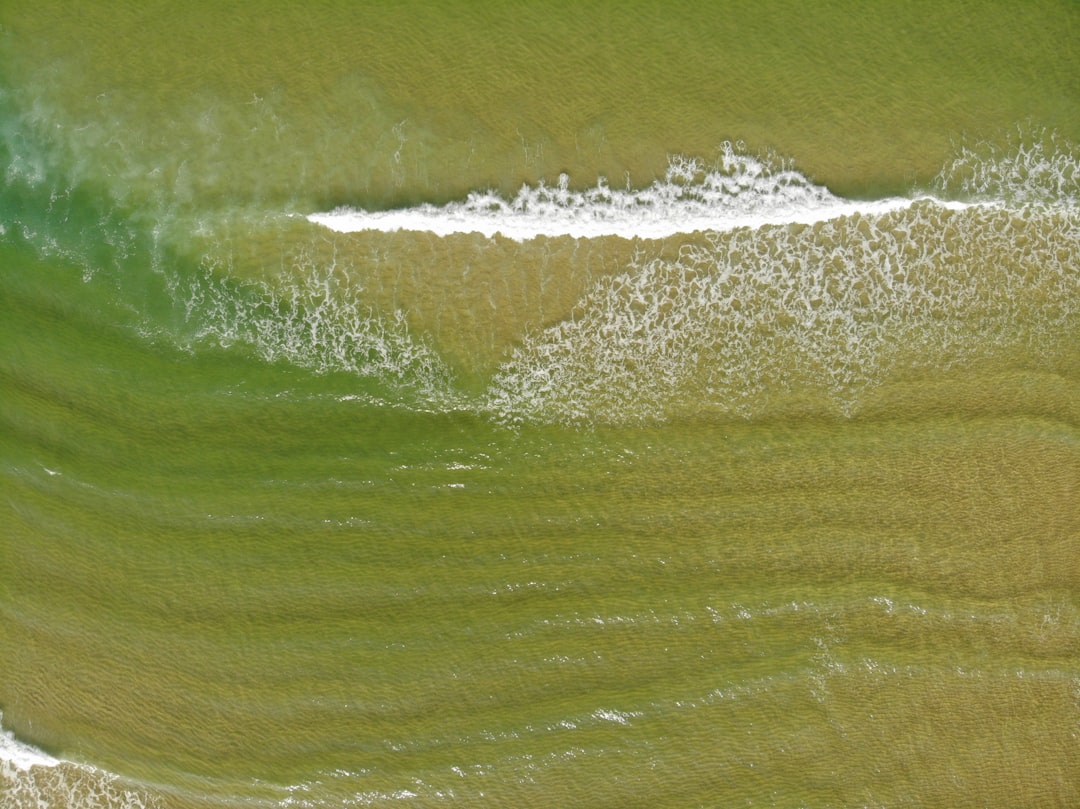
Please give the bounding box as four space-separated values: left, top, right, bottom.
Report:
307 145 982 241
1 713 164 809
933 125 1080 207
178 255 459 406
591 708 642 726
482 200 1080 425
0 720 60 771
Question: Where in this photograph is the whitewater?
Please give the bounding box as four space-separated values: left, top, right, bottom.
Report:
2 129 1078 808
306 145 989 240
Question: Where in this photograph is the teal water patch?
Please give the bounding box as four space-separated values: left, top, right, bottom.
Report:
0 104 456 410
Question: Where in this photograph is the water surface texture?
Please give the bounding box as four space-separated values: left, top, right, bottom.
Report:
2 3 1079 807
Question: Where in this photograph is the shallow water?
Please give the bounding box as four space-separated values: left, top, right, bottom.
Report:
2 3 1079 807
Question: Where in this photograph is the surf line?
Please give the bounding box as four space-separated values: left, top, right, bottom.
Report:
304 175 985 242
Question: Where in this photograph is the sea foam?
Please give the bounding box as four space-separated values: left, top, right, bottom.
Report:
177 251 460 406
1 714 158 808
259 135 1080 425
308 143 979 241
0 719 59 772
933 125 1080 207
482 201 1080 424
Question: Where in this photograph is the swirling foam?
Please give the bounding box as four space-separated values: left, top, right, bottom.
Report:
175 250 460 407
483 201 1080 425
933 125 1080 207
182 133 1080 424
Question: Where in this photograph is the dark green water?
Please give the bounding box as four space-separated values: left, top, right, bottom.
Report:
2 3 1079 807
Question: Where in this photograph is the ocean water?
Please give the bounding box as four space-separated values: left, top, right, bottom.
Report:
2 2 1079 807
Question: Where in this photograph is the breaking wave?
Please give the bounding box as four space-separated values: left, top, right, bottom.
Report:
308 142 977 241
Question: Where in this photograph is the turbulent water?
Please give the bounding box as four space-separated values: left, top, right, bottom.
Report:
2 3 1080 807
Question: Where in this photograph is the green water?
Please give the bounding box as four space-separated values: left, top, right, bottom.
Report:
2 2 1079 807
